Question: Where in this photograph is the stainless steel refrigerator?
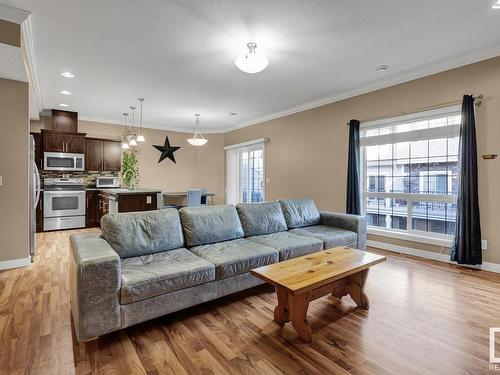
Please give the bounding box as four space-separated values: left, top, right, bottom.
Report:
30 135 41 260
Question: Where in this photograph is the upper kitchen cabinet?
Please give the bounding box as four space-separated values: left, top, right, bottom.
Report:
31 132 43 170
85 138 122 171
85 138 103 171
103 140 122 171
42 129 86 154
51 109 78 133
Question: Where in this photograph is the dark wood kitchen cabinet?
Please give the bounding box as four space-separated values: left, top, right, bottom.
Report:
51 109 78 133
36 194 43 232
85 138 121 172
97 193 110 224
118 194 157 213
85 191 99 228
31 132 43 170
85 139 103 171
103 141 122 171
42 129 86 154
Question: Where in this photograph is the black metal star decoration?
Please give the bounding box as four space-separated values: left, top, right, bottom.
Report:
153 136 181 164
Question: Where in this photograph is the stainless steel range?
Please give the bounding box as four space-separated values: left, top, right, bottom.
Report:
43 177 86 231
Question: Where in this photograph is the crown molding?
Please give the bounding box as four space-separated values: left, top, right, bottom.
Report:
21 15 43 120
222 45 500 133
0 3 30 24
77 115 224 135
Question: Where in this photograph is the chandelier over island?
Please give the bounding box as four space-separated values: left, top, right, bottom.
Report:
121 98 146 148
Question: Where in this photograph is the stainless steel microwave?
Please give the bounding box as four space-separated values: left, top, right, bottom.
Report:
96 176 120 188
44 152 85 171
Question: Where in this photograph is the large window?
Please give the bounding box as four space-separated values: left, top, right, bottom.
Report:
225 139 266 204
361 106 460 239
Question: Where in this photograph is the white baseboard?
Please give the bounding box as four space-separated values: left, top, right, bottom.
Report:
367 240 500 274
0 256 31 270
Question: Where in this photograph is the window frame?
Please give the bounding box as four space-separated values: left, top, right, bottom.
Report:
225 139 266 205
237 143 266 203
360 105 460 244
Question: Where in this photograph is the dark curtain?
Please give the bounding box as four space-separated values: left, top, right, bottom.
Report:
451 95 482 264
346 119 361 215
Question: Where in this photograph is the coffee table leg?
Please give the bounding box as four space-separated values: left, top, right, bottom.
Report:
349 269 370 309
274 286 290 324
288 292 312 342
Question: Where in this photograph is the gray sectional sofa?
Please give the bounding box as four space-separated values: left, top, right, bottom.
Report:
69 198 366 342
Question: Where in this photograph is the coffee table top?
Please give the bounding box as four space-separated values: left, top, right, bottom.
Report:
251 247 386 294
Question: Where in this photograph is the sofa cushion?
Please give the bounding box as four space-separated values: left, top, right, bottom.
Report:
236 201 287 237
180 205 244 247
120 247 215 304
280 198 321 228
290 225 357 249
189 238 278 279
101 209 184 259
247 231 323 261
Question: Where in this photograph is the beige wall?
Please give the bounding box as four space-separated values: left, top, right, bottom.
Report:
0 19 20 47
0 78 29 262
31 117 226 205
225 57 500 265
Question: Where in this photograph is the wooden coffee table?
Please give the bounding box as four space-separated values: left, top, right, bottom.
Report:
251 247 386 342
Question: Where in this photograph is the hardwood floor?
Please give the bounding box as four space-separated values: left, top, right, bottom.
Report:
1 229 500 374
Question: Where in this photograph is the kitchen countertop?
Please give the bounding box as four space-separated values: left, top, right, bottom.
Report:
102 188 163 196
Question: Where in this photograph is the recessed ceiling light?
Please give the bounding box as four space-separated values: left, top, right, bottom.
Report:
60 90 71 95
375 65 390 72
493 0 500 9
61 72 75 78
59 103 69 107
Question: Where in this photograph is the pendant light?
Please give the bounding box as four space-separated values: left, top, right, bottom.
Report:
187 114 208 146
122 112 130 149
136 98 145 142
234 42 269 74
129 106 137 146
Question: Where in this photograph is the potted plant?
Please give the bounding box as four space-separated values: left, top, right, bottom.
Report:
122 150 139 189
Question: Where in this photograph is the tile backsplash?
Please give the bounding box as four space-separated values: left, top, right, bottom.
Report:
40 170 120 187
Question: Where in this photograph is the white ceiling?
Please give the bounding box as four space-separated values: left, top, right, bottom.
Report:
3 0 500 132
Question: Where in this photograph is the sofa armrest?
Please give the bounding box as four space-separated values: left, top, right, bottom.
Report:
69 233 121 342
319 211 366 250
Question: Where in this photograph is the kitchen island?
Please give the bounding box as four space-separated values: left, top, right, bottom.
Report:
96 188 163 222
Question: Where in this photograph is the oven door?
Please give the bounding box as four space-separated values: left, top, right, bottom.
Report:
44 152 85 171
43 190 86 218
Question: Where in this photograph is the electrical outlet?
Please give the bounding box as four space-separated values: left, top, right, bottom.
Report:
482 239 487 251
266 178 270 184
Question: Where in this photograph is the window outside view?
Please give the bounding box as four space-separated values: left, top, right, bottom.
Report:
241 149 264 203
362 111 460 237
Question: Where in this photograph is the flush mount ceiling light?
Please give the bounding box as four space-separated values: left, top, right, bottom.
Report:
234 42 269 74
60 90 71 95
375 65 390 72
59 103 69 107
61 72 75 78
187 114 208 146
493 0 500 9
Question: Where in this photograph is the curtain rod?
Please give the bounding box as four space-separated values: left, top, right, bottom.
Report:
346 94 483 126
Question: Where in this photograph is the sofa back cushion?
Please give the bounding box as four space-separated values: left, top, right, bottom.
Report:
180 205 244 247
101 208 184 258
236 201 287 237
280 198 321 228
